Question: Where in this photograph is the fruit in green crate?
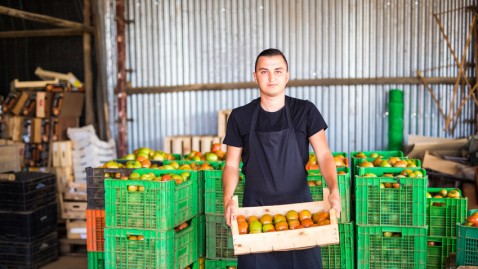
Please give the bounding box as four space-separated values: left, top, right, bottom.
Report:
370 152 379 158
388 157 401 165
438 189 448 197
379 160 392 167
360 161 374 167
392 160 407 168
372 158 383 166
122 153 136 160
364 173 377 177
354 152 366 158
127 185 139 192
140 173 154 181
181 171 191 181
205 152 219 162
446 189 461 198
426 192 432 198
383 232 393 237
172 174 183 184
333 155 347 167
129 172 141 180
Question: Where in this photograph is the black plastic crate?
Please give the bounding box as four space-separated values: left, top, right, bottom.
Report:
0 172 55 211
0 232 58 269
0 202 57 243
86 167 133 209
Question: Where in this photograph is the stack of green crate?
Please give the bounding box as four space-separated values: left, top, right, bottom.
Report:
424 189 468 268
307 152 354 269
355 166 429 269
103 169 202 269
203 163 244 268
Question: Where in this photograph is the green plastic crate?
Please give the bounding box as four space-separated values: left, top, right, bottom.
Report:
163 160 226 214
308 152 349 167
204 171 245 214
205 213 236 260
198 214 206 258
426 236 456 269
307 167 351 222
351 151 404 176
104 215 199 269
357 225 428 269
105 169 198 230
353 157 421 177
88 251 105 269
355 167 427 226
427 188 468 237
204 259 237 269
321 222 354 269
456 209 478 266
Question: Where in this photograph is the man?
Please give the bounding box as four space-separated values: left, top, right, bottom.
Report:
222 48 341 268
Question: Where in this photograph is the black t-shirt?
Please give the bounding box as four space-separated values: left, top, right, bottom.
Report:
223 96 328 167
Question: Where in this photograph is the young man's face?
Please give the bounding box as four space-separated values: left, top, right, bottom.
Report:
253 55 290 98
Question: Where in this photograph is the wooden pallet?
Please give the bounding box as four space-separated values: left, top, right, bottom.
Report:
163 135 224 155
59 238 87 256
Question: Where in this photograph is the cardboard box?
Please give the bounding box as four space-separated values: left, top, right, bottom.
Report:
405 135 468 160
53 117 79 141
422 150 471 177
61 92 84 117
31 118 42 143
52 141 73 167
230 189 339 255
66 219 87 239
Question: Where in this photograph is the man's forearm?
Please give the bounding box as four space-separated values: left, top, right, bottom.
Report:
222 165 240 206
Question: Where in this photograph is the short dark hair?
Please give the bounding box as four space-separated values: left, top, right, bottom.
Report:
254 48 288 72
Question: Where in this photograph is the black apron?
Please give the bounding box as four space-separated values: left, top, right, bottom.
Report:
238 99 323 269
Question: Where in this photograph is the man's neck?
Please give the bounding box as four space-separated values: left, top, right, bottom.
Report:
260 94 285 112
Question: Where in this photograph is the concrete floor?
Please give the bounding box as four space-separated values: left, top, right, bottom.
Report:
40 256 88 269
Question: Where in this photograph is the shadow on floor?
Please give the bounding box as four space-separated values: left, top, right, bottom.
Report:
40 256 88 269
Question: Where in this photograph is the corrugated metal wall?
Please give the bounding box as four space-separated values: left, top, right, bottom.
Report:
111 0 476 153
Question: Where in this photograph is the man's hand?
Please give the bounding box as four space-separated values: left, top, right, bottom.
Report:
224 197 238 227
328 189 342 219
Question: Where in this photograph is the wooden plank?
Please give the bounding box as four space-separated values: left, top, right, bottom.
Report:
231 189 340 255
218 109 232 137
83 0 94 126
126 77 476 94
0 29 83 38
0 6 93 32
62 201 87 219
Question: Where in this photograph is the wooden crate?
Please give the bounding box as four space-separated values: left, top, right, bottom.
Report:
231 189 339 255
62 201 87 219
64 182 87 201
164 135 223 155
0 144 23 173
52 141 73 167
67 219 87 239
218 109 232 137
52 166 74 193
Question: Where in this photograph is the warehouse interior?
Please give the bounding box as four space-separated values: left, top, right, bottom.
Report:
0 0 477 268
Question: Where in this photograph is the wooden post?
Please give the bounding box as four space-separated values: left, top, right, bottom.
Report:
83 0 94 126
116 0 127 157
